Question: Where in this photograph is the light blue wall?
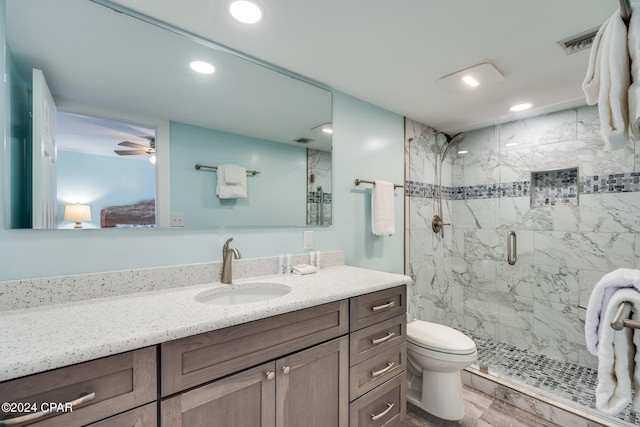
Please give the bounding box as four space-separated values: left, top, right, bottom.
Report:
56 150 156 229
0 92 405 280
170 122 306 227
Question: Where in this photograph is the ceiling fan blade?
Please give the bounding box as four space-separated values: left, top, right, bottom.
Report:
118 141 150 150
114 149 148 155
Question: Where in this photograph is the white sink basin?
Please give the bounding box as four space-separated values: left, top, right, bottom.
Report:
195 283 291 305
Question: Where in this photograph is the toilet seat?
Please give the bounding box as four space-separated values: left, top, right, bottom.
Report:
407 320 476 355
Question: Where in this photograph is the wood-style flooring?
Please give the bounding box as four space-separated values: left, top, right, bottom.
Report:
400 385 561 427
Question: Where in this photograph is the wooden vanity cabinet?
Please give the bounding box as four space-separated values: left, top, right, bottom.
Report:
161 336 349 427
160 300 350 427
349 286 407 427
0 347 157 427
0 284 408 427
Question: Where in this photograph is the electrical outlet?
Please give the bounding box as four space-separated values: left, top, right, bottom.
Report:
303 230 314 250
170 212 184 227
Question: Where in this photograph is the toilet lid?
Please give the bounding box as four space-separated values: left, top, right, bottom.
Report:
407 320 476 354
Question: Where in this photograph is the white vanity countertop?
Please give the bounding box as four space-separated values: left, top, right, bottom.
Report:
0 265 411 382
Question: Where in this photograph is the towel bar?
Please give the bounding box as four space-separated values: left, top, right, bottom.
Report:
354 178 403 189
195 164 260 175
611 301 640 330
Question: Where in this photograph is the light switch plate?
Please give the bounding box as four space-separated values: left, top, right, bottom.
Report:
303 230 314 250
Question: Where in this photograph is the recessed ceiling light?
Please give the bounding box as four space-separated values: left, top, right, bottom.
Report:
510 103 533 112
457 150 469 154
438 62 504 92
461 75 480 87
229 1 263 24
190 61 215 74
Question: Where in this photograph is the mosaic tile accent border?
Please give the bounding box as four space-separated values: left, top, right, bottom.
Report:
581 172 640 194
465 330 640 426
408 171 640 201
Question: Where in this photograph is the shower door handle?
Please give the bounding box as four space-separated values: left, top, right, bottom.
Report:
507 231 517 265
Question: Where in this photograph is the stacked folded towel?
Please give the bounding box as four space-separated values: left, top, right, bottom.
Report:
216 164 247 199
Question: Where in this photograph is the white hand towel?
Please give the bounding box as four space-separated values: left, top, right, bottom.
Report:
585 268 640 355
216 164 247 199
595 288 640 414
628 3 640 140
582 9 630 150
222 164 246 184
371 180 395 236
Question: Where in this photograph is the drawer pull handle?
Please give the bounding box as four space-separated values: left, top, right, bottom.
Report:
371 332 395 345
265 371 275 381
371 362 395 378
0 392 95 426
371 301 395 312
281 365 290 375
371 403 395 421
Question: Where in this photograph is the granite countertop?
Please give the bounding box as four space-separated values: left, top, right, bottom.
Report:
0 265 411 382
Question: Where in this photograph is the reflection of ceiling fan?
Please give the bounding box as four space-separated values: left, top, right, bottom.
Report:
114 136 155 156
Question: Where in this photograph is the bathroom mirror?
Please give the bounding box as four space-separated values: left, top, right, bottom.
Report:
4 0 332 229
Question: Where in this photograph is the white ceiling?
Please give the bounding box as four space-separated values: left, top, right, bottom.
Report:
107 0 621 133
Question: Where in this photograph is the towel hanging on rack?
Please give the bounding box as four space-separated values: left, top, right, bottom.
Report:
371 180 395 236
594 288 640 414
582 5 631 150
216 164 248 199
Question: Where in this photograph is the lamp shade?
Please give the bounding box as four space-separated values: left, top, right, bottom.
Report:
64 204 91 227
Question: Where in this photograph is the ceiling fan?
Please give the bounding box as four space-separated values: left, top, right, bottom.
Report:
114 136 155 156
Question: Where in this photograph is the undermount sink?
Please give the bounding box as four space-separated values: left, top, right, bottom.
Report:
195 283 291 305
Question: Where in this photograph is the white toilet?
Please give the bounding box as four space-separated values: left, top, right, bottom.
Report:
406 320 477 421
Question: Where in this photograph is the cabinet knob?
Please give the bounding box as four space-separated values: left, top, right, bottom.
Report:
281 365 290 375
265 371 275 381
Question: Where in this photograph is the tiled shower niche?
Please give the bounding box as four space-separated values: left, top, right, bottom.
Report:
530 167 579 207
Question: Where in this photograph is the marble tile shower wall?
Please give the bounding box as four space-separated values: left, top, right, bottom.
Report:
406 106 640 371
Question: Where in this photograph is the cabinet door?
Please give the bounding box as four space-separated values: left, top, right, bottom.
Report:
161 362 276 427
276 336 348 427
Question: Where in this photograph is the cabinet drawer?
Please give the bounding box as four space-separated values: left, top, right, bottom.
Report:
349 372 406 427
349 344 406 401
350 286 406 331
86 402 157 427
0 347 157 427
161 300 349 396
350 315 406 367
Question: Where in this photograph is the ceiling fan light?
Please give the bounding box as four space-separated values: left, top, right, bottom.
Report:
149 155 157 165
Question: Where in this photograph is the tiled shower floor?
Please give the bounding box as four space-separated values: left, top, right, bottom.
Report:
465 331 640 426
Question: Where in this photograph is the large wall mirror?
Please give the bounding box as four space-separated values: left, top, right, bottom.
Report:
4 0 332 230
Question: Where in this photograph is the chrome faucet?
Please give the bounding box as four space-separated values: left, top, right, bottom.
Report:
221 237 242 284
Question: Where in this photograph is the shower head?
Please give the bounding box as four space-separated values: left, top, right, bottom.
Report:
446 132 466 147
439 132 466 160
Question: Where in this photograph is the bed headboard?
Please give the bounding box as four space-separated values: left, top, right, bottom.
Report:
100 200 156 228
